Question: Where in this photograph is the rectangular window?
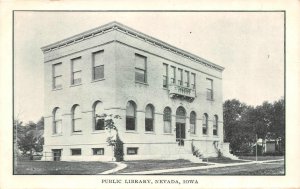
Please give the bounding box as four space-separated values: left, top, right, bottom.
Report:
71 149 81 156
93 51 104 80
52 63 62 89
127 147 138 155
206 78 213 100
163 63 168 88
71 57 82 85
191 73 196 89
135 54 147 83
178 68 183 86
92 148 104 155
184 71 190 87
170 66 176 84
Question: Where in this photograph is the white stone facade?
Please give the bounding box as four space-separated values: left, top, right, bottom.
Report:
41 22 231 161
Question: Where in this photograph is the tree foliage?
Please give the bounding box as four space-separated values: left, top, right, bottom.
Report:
223 98 285 155
15 117 44 159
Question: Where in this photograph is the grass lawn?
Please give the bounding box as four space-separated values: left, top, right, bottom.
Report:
238 156 284 161
205 157 246 164
161 160 284 175
116 159 207 174
14 160 117 175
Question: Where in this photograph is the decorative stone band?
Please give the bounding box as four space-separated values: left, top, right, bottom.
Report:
41 21 224 72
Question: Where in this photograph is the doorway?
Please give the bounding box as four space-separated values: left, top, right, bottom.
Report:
52 149 61 161
176 106 186 146
176 123 186 146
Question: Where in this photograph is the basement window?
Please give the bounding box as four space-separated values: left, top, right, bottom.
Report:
93 148 104 155
127 147 138 155
71 149 81 156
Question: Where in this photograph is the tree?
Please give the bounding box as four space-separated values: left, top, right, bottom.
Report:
16 117 44 160
223 98 285 155
98 114 124 161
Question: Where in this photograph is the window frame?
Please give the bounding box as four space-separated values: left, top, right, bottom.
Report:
52 63 62 89
71 148 82 156
213 115 218 136
72 105 82 133
134 54 147 83
202 113 208 135
206 78 214 100
53 108 62 134
93 101 105 131
170 66 176 84
92 148 104 155
163 63 168 88
71 57 82 85
126 101 137 131
145 104 154 132
178 68 183 86
190 111 196 135
191 73 196 89
184 70 190 87
163 107 172 134
127 147 138 155
92 50 105 81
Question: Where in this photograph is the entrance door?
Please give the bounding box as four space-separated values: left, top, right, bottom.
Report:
52 149 61 161
176 106 186 146
176 123 186 146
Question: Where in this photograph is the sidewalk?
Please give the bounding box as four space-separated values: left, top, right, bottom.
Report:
120 159 284 175
99 162 127 174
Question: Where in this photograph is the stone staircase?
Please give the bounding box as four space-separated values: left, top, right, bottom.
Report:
176 145 203 163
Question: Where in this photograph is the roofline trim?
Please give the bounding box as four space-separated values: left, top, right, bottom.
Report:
41 21 224 71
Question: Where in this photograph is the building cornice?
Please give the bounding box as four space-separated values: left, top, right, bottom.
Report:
41 21 224 72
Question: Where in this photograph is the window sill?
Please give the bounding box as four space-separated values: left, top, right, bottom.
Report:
125 130 138 134
52 134 63 137
70 83 82 88
163 133 173 135
91 131 106 134
206 98 214 101
71 132 83 135
190 134 198 137
135 81 148 86
91 78 105 83
144 131 155 134
52 87 63 91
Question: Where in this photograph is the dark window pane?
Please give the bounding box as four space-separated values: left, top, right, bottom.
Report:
145 119 153 131
94 65 104 80
213 129 218 135
95 119 105 130
126 117 135 130
135 69 145 83
163 76 167 88
203 127 207 135
127 147 138 155
93 148 104 155
71 149 81 155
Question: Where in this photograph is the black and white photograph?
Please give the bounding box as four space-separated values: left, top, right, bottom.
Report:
13 11 285 175
1 2 299 188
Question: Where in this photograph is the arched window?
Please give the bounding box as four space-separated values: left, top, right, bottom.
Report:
202 113 208 135
126 101 136 130
190 111 196 135
163 107 172 133
53 108 62 134
145 104 154 132
213 115 218 135
176 106 186 123
72 105 82 132
93 101 105 131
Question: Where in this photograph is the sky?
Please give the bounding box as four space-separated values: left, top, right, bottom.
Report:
14 11 284 123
